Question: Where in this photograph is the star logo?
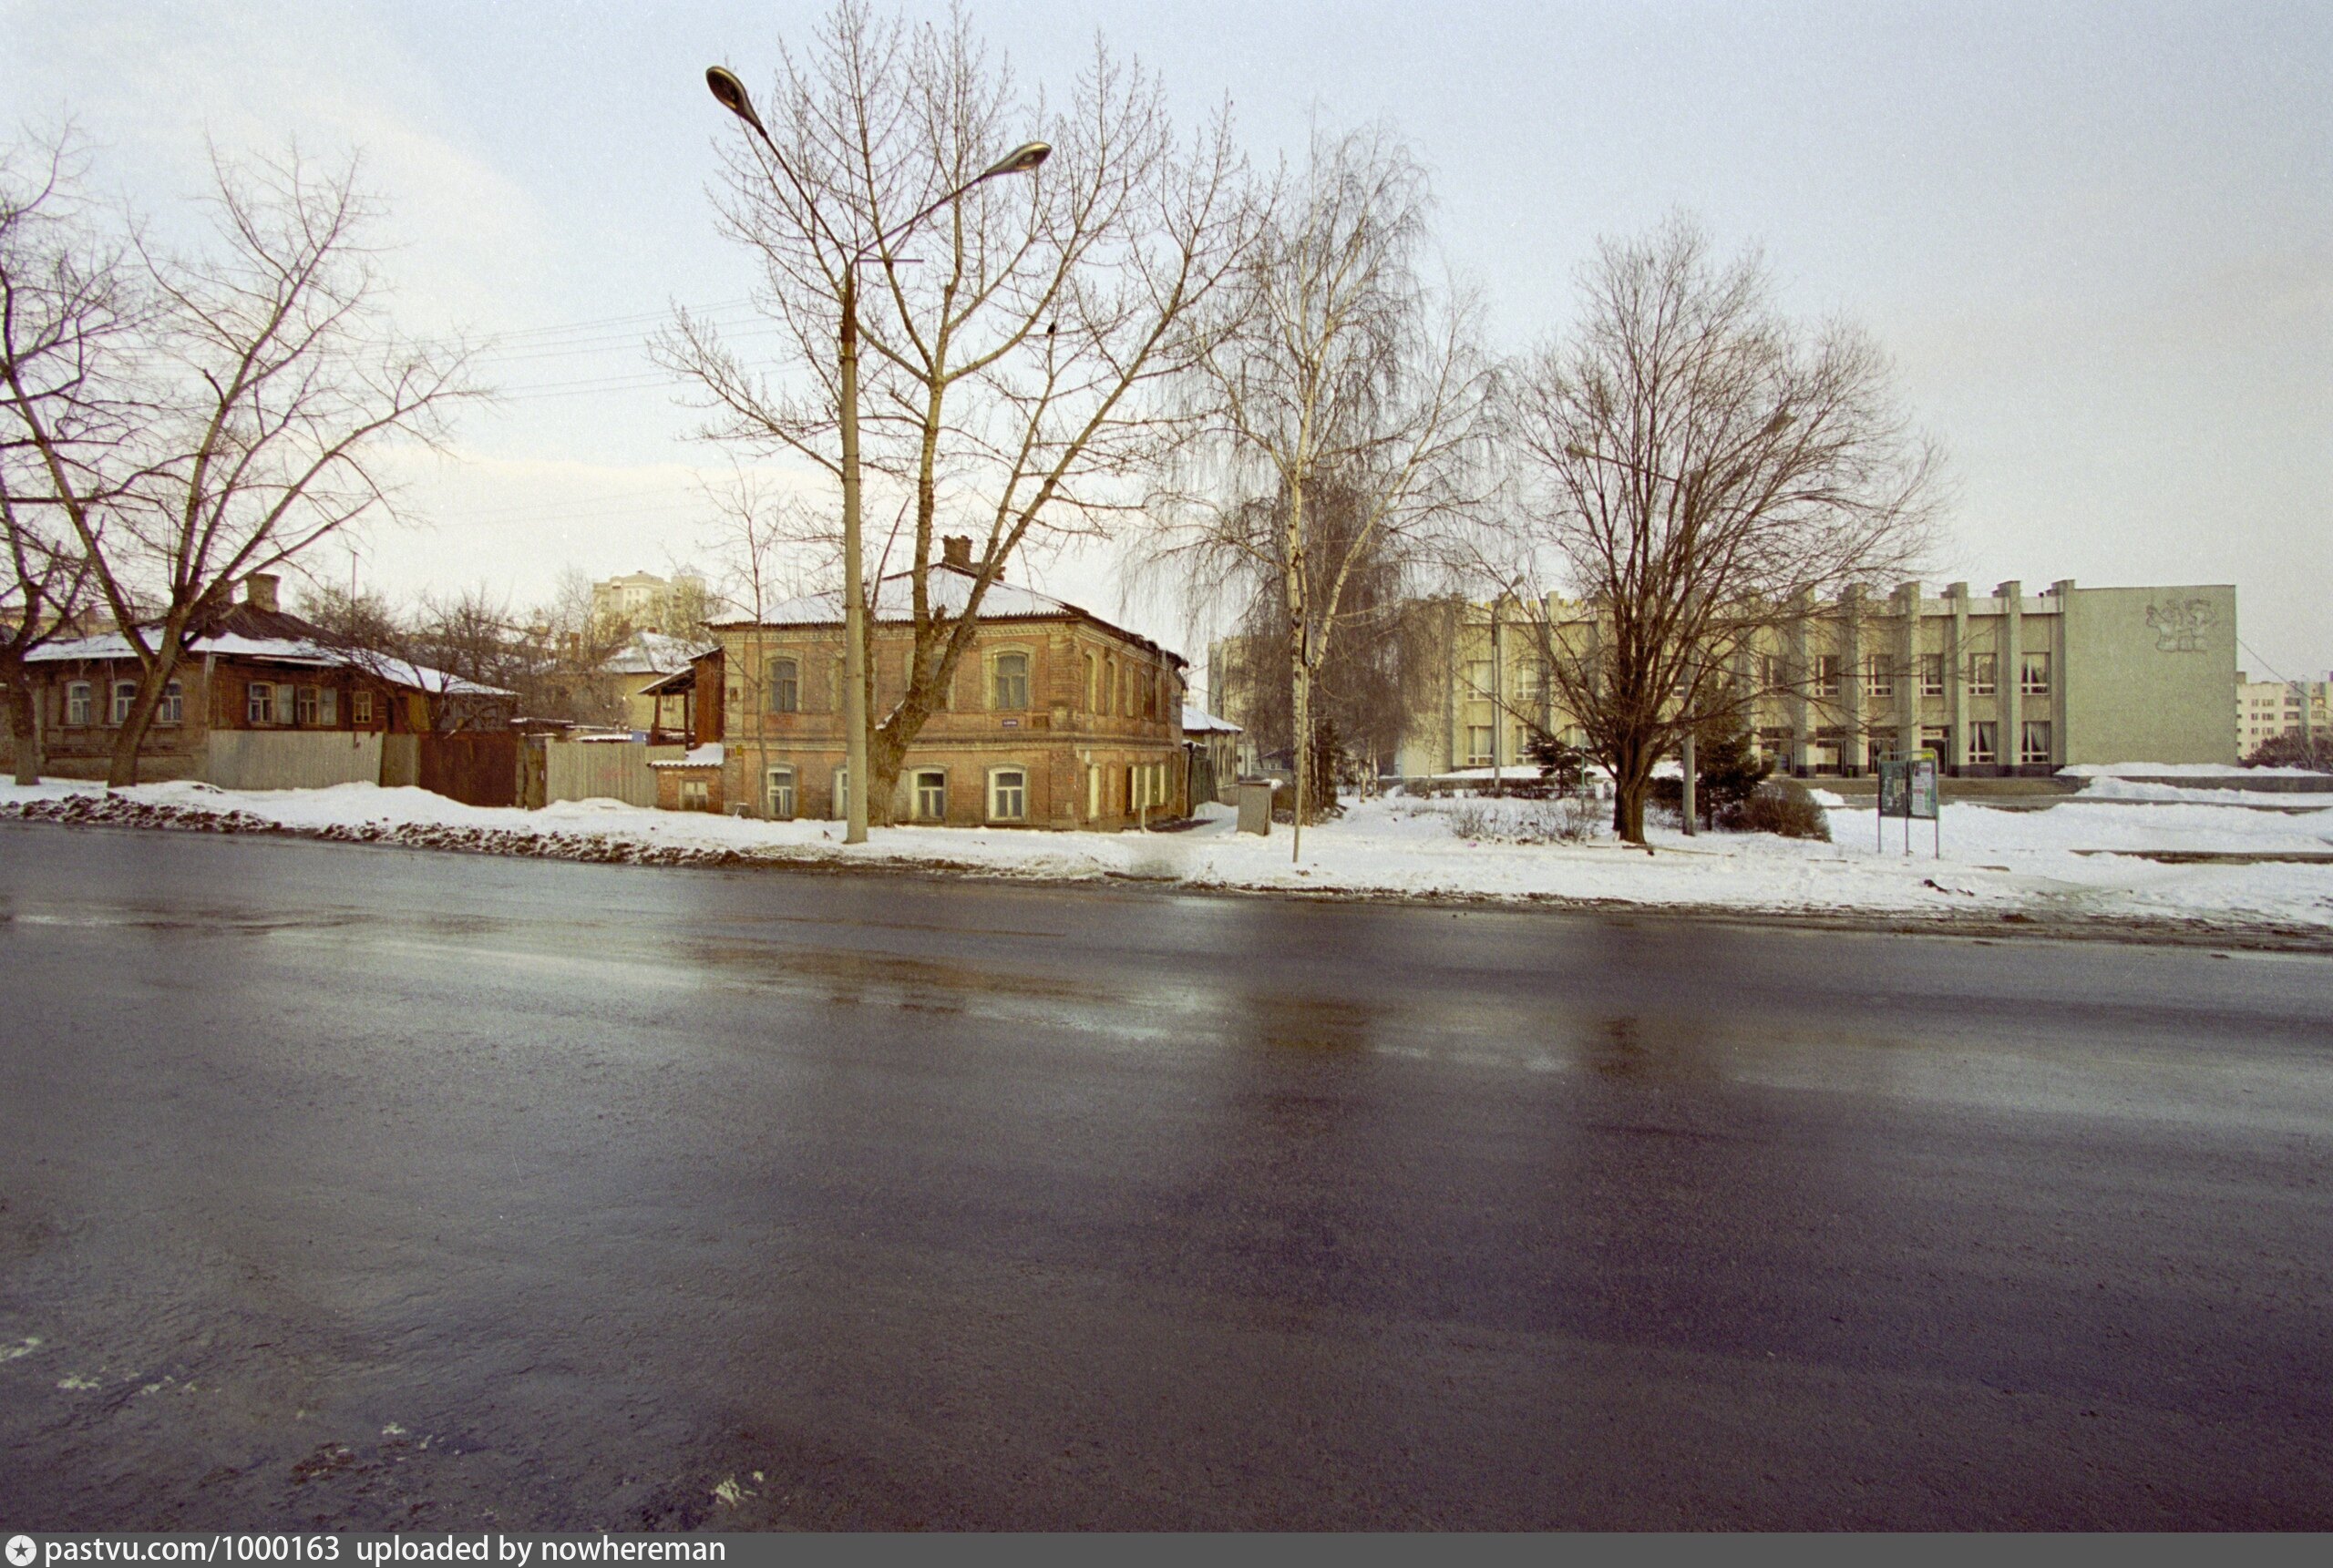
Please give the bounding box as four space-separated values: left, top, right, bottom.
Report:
6 1534 38 1567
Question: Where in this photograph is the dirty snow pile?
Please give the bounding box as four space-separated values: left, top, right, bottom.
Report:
4 777 2331 935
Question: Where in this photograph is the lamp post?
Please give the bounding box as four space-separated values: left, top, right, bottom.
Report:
705 65 1047 845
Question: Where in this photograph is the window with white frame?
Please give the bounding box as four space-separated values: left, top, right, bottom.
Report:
1866 657 1896 697
679 779 710 811
1968 721 1999 764
992 651 1030 711
2020 721 2052 765
66 680 92 726
1466 660 1495 697
247 682 274 724
1920 654 1946 695
158 682 184 725
2020 652 2050 695
1465 724 1494 766
766 765 797 820
353 690 374 724
988 766 1027 822
112 680 138 724
1968 653 1997 695
1814 654 1842 698
913 769 948 821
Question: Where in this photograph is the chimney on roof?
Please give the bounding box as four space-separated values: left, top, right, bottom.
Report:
245 573 280 613
940 536 973 571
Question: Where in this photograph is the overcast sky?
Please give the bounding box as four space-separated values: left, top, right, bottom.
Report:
5 0 2327 683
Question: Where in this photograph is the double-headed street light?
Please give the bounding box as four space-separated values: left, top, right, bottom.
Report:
705 65 1048 845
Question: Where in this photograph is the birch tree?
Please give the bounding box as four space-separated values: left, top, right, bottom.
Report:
660 1 1247 821
1156 125 1493 857
1487 217 1938 842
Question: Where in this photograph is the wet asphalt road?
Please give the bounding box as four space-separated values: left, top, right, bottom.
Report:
0 822 2328 1530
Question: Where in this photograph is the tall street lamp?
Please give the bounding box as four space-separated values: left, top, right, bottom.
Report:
705 64 1047 845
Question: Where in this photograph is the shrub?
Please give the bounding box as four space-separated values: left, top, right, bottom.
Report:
1731 778 1831 840
1444 794 1601 845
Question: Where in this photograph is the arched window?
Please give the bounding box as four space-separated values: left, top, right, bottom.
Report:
766 657 798 713
992 651 1030 711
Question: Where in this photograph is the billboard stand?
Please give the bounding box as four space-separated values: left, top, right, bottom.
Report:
1877 750 1941 858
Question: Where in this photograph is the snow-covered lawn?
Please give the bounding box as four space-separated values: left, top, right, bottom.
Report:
5 777 2331 937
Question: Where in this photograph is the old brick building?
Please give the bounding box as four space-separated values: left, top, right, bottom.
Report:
694 542 1188 828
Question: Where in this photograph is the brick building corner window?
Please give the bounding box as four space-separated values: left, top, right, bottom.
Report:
992 651 1030 711
158 682 184 725
1920 653 1946 695
66 681 92 727
247 682 273 724
353 691 374 725
914 769 948 822
766 656 798 713
111 680 138 724
1968 721 1999 764
2020 652 2050 695
2020 721 2053 765
988 766 1027 823
766 765 796 820
1968 653 1997 696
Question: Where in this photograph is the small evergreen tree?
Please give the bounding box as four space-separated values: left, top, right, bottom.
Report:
1526 728 1588 793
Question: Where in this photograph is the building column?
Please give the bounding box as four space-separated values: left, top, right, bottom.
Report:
1998 579 2023 776
2050 579 2076 767
1896 580 1921 761
1842 583 1866 774
1786 589 1812 775
1946 581 1969 774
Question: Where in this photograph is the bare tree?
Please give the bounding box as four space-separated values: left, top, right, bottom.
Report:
1154 125 1494 858
0 130 134 784
660 1 1247 821
1486 216 1938 842
3 141 478 785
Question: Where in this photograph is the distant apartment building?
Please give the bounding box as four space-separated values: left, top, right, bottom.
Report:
1393 579 2239 779
2237 673 2329 755
590 570 706 637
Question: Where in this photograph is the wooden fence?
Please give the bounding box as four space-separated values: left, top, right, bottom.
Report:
204 732 385 792
540 739 682 808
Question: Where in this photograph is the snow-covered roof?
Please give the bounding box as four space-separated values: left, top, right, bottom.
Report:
649 743 725 770
28 630 513 698
1182 706 1241 734
601 630 713 677
708 562 1183 665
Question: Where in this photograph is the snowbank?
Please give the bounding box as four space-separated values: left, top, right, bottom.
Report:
5 778 2329 937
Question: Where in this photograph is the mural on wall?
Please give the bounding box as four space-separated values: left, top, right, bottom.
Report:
2145 598 2217 653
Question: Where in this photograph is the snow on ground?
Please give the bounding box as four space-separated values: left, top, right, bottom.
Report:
6 775 2332 936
